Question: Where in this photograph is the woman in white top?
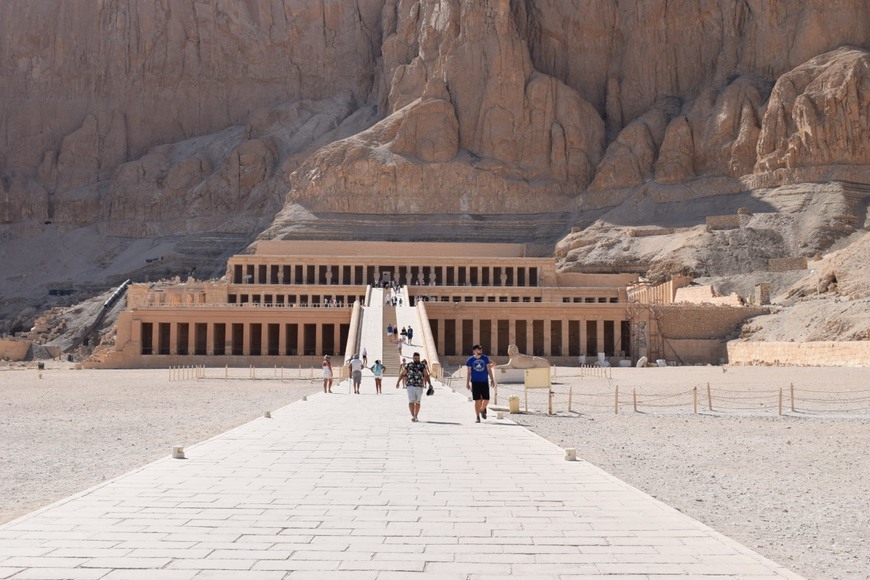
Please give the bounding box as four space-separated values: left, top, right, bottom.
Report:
322 355 333 393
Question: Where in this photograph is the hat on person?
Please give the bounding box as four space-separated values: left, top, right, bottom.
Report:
324 355 330 359
472 343 482 350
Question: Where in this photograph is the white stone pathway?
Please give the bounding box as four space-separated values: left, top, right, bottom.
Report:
0 380 802 579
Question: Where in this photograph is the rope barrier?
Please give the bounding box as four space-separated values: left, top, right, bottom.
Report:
516 382 870 417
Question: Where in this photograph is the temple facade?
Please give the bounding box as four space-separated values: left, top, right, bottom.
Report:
89 241 756 370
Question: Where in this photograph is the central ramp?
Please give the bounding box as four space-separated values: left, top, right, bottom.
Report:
0 382 800 578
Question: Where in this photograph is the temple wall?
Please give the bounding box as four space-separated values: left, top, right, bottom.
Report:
657 305 766 339
0 339 31 361
727 341 870 367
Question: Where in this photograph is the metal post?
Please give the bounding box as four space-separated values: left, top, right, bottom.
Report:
614 385 619 415
707 382 713 411
693 386 698 414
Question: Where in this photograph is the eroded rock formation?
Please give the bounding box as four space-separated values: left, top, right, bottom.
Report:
0 0 869 333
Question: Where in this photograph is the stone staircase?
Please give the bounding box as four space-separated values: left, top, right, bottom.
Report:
381 295 402 375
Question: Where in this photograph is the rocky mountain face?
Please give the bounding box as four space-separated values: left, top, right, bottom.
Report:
1 0 869 338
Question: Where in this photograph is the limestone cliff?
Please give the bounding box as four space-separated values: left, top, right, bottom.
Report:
1 0 870 336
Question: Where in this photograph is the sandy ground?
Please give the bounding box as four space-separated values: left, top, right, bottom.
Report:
1 363 868 580
0 362 322 524
455 366 870 580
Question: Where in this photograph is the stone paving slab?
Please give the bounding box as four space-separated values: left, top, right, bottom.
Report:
0 379 802 578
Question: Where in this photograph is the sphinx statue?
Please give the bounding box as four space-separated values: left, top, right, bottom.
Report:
495 344 550 369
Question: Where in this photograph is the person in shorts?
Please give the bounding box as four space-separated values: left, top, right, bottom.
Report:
371 359 385 394
347 353 364 394
396 352 429 422
321 355 333 393
465 343 496 422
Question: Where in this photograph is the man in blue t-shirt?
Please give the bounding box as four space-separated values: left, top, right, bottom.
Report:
465 343 497 423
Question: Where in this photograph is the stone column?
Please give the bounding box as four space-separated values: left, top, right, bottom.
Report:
579 320 587 357
297 324 305 356
488 319 497 355
613 320 622 357
338 265 344 285
436 320 445 356
508 320 516 347
472 318 480 345
278 322 287 356
243 323 251 356
206 323 215 355
543 320 552 357
261 323 269 357
188 324 196 356
454 326 462 359
315 323 323 355
333 324 341 356
151 323 159 356
169 323 178 355
526 322 534 355
561 320 570 357
596 319 605 357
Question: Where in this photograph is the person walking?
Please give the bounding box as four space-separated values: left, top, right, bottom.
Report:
406 325 414 344
396 352 429 422
321 355 333 393
465 343 496 422
386 322 393 341
371 359 385 394
347 353 364 394
400 327 408 342
361 346 368 367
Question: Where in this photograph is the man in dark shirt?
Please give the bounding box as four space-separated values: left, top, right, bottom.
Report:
396 352 429 422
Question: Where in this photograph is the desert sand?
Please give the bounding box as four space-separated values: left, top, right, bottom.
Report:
1 363 868 580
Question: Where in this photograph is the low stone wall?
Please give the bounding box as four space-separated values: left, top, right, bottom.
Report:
657 305 766 340
727 341 870 367
674 285 743 306
663 338 725 365
768 257 808 272
627 227 681 237
0 339 31 361
705 215 741 230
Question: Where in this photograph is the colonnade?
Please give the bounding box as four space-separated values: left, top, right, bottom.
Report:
230 261 540 287
138 320 349 357
429 317 629 358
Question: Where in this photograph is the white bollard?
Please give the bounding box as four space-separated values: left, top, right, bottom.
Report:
564 448 577 461
264 411 272 418
172 446 186 459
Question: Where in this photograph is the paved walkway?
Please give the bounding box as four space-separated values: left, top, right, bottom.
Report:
0 379 801 579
